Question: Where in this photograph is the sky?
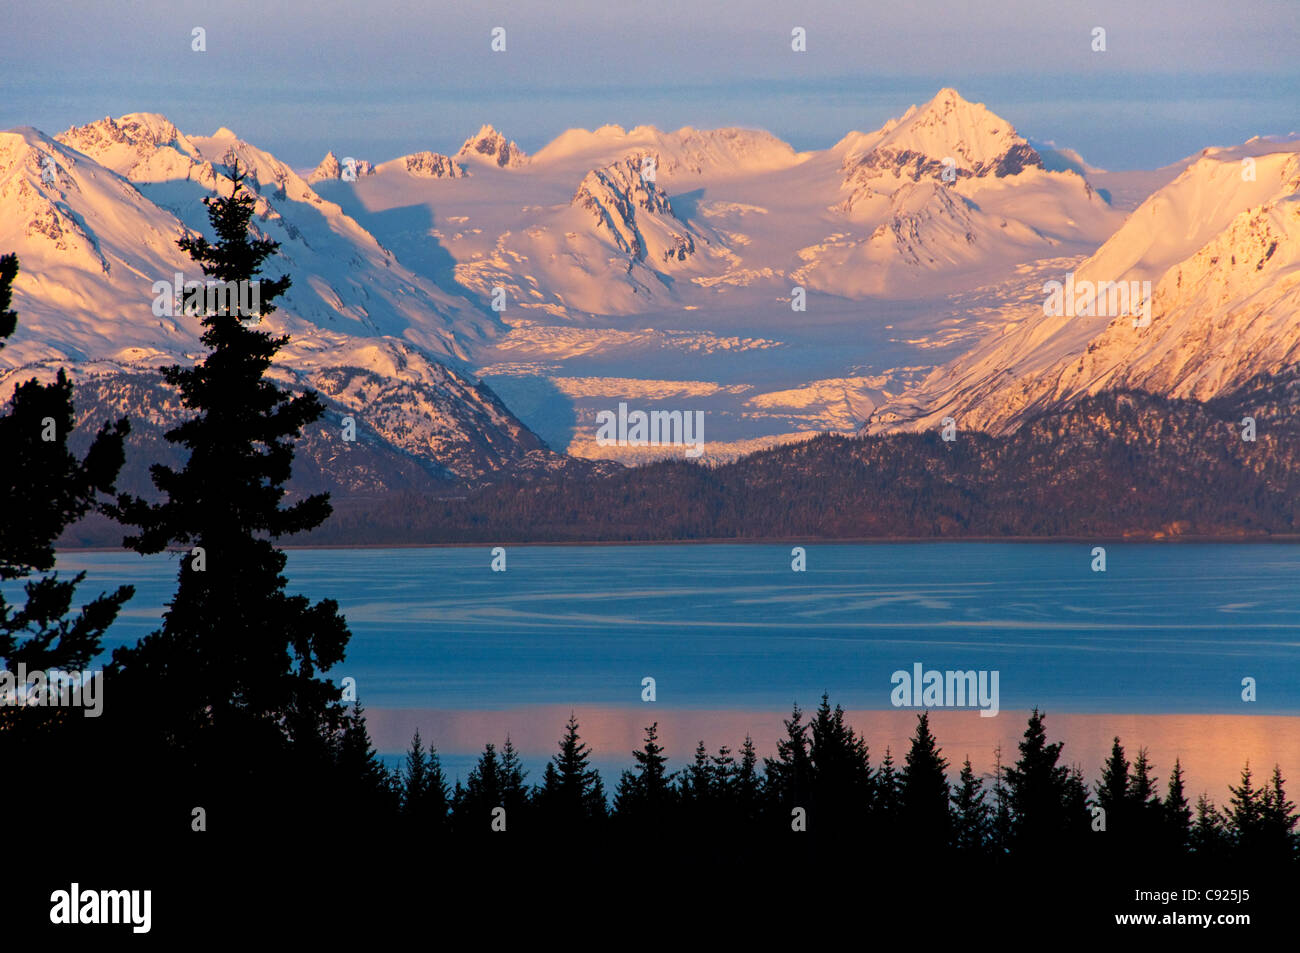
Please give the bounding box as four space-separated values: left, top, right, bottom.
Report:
2 0 1297 170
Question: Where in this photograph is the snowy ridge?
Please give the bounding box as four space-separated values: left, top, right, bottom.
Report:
865 150 1300 434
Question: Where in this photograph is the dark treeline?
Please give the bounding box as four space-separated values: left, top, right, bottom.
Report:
306 371 1300 544
378 701 1299 863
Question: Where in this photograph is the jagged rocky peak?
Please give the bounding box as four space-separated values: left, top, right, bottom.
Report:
570 154 695 263
403 151 468 178
456 125 528 168
572 154 672 216
59 113 183 153
306 151 375 184
848 87 1044 182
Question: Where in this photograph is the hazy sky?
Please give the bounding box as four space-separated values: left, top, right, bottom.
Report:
3 0 1297 170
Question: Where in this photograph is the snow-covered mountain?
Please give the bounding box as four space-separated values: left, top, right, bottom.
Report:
6 90 1294 473
456 125 528 169
865 144 1300 434
0 117 563 486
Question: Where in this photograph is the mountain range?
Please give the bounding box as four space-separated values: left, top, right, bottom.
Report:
2 89 1297 519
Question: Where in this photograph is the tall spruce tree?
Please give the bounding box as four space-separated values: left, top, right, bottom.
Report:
402 729 451 834
1129 747 1163 848
1259 765 1298 862
951 757 991 852
107 164 350 820
1162 759 1192 855
900 712 951 848
808 694 873 835
499 735 530 828
734 735 763 826
613 721 674 826
1002 709 1073 854
538 714 607 826
764 703 813 825
1226 761 1265 854
458 742 504 832
1189 793 1228 860
990 745 1012 857
1095 737 1130 837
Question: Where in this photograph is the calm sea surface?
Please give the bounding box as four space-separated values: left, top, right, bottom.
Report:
35 543 1300 793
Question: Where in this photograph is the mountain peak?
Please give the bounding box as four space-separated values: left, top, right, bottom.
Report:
456 125 527 168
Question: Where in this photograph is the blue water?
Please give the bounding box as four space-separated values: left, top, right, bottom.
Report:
32 543 1300 716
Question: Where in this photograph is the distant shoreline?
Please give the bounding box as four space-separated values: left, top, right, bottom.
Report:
55 534 1300 552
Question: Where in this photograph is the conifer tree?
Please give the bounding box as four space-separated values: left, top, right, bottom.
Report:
990 745 1012 857
333 702 399 829
710 743 737 823
613 721 674 826
500 735 530 828
1189 793 1227 860
875 747 902 817
900 712 951 848
0 252 133 825
1258 765 1298 862
107 164 350 814
734 735 763 826
458 742 504 832
1226 761 1265 854
1095 737 1130 836
402 729 450 834
1162 758 1192 855
763 703 813 824
1002 709 1072 854
951 757 991 852
538 714 606 826
0 253 131 690
808 694 873 834
677 739 714 831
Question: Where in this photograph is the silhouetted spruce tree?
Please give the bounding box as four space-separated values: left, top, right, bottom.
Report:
873 743 904 842
457 742 504 833
1063 764 1093 853
677 739 713 831
1189 794 1228 860
951 757 991 852
711 743 737 821
900 712 951 849
808 694 873 835
1129 747 1163 849
764 703 813 828
1095 737 1130 839
1226 761 1265 856
1259 765 1298 862
537 714 606 827
0 253 132 782
1002 709 1073 854
734 735 763 826
106 164 350 826
334 702 398 829
499 735 530 829
1162 759 1192 855
402 729 450 835
990 745 1012 857
613 722 674 827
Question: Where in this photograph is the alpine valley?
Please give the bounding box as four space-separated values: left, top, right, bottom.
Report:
3 89 1298 541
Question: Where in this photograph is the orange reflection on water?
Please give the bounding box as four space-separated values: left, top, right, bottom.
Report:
363 707 1300 803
